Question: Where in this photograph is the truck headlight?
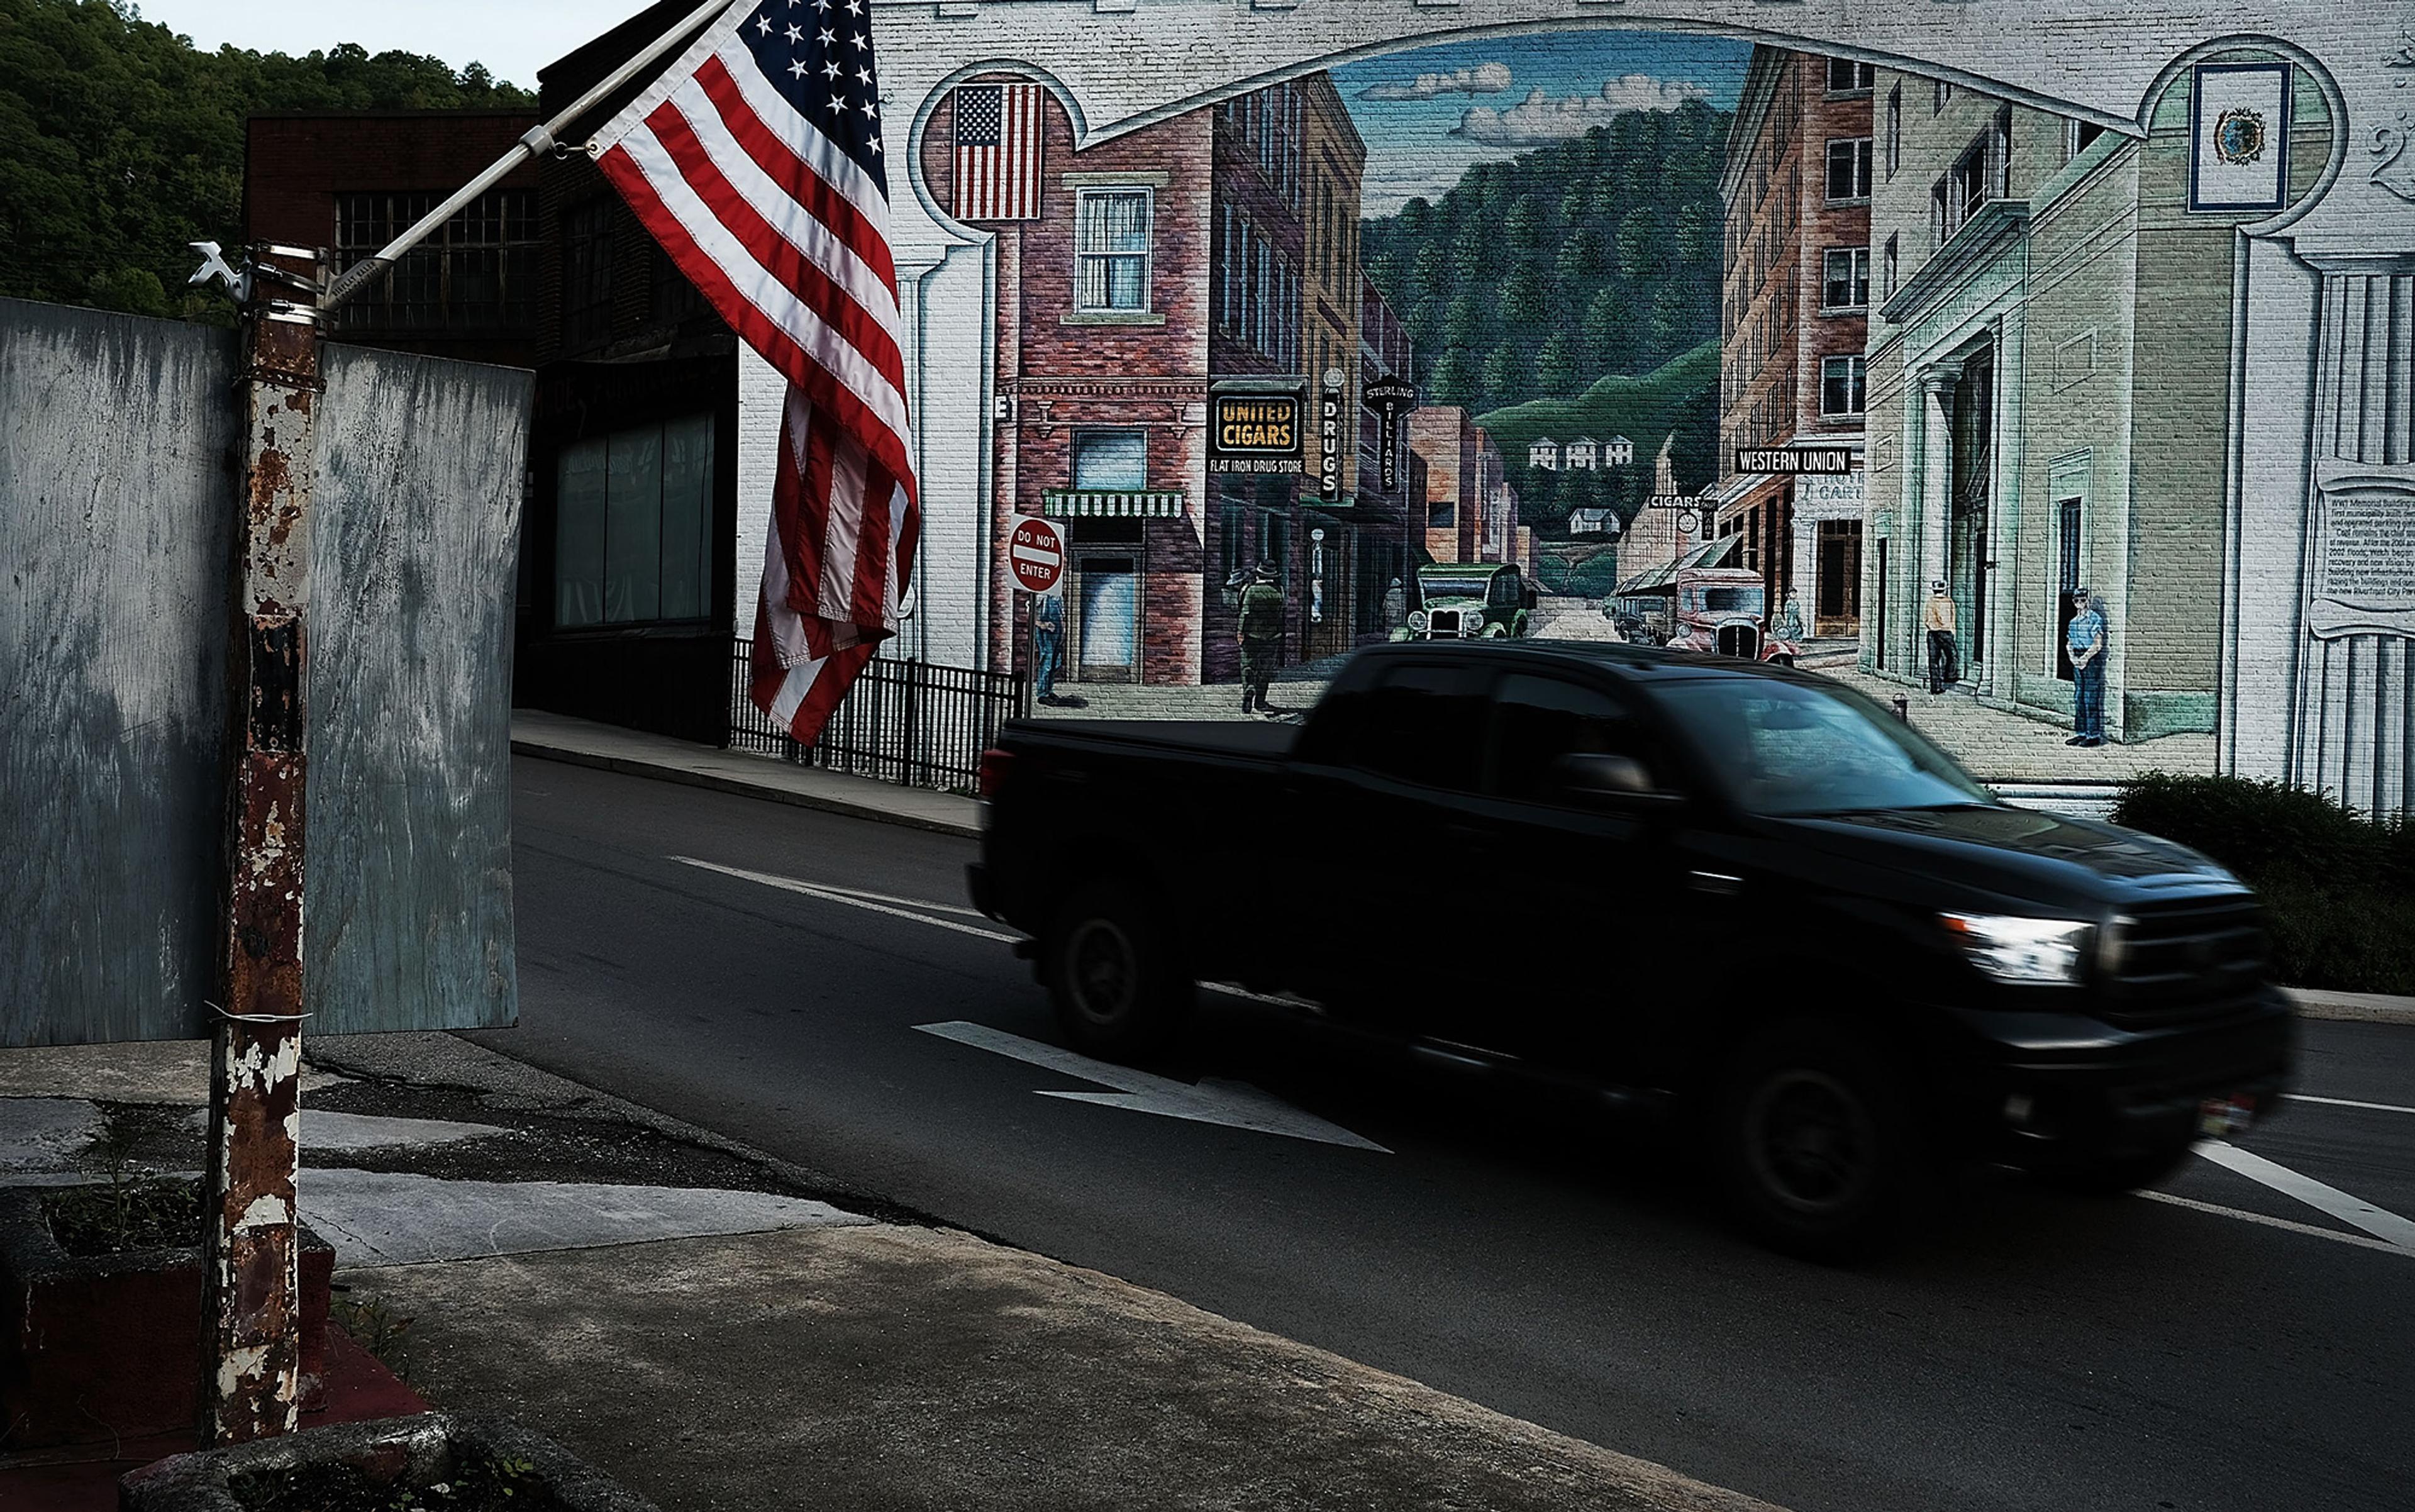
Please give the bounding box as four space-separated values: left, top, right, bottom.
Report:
1939 913 2095 986
1408 610 1428 630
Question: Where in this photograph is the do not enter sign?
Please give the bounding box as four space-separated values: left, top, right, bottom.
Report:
1010 516 1064 594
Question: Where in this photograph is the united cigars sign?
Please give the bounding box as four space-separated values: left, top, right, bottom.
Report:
1734 446 1857 475
1209 380 1304 476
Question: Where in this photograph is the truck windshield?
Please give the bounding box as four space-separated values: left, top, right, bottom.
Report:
1687 585 1764 616
1422 575 1491 599
1655 677 1992 816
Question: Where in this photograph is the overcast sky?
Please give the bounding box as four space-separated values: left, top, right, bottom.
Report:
133 0 655 89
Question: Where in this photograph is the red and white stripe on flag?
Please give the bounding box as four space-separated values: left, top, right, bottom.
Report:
952 82 1045 222
586 0 920 748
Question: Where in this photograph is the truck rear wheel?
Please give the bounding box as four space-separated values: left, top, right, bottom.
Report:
1716 1016 1918 1262
1046 882 1192 1062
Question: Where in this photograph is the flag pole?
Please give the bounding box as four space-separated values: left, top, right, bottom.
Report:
321 0 732 314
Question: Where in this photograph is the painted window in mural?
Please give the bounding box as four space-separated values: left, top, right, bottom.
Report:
1072 430 1150 491
1075 189 1153 311
553 414 714 629
1826 58 1874 96
1822 248 1870 311
1821 355 1867 417
1825 137 1872 202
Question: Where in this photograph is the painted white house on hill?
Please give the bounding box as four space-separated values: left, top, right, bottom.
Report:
1528 437 1560 470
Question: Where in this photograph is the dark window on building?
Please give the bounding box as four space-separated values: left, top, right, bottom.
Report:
1075 189 1152 311
1824 138 1873 203
1826 58 1874 95
1885 86 1902 176
2056 498 2084 678
1823 247 1870 311
553 413 715 628
1821 355 1867 417
1934 79 1952 113
1350 664 1489 791
651 245 706 325
562 199 616 350
1882 235 1900 302
333 189 536 333
2067 119 2108 161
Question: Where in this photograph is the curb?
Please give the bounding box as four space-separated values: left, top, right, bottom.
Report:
510 739 982 841
2287 988 2415 1026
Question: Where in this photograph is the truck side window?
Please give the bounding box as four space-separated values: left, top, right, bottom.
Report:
1489 674 1656 805
1350 664 1489 792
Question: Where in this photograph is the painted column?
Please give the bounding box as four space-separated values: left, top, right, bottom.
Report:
1916 365 1961 669
2288 257 2415 814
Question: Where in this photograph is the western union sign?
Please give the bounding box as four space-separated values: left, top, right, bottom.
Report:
1209 383 1306 475
1734 446 1856 475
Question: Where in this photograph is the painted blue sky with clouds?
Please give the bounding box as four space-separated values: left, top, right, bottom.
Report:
1331 31 1750 216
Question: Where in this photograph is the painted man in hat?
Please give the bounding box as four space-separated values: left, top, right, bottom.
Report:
1923 579 1958 694
1236 562 1285 715
2065 587 2109 747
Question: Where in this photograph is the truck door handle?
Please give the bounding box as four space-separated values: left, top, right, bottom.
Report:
1688 870 1743 896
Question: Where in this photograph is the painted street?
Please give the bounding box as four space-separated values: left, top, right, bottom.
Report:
488 758 2415 1512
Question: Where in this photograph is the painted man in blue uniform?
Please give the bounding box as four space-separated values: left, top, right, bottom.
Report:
1033 590 1065 703
2065 588 2107 747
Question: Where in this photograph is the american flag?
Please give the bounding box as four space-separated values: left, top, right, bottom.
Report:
953 83 1044 222
590 0 918 745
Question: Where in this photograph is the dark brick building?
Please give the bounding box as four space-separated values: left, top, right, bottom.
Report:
243 110 543 368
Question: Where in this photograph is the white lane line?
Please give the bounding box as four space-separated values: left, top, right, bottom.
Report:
2192 1140 2415 1249
672 857 1019 943
2137 1191 2414 1259
2285 1092 2415 1117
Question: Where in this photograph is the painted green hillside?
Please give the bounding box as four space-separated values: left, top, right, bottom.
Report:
1477 340 1721 537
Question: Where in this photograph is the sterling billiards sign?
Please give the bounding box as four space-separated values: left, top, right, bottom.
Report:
1209 381 1306 475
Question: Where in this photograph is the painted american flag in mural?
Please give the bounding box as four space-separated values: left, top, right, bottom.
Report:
588 0 919 744
953 82 1046 222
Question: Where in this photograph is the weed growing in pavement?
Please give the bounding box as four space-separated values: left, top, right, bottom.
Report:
42 1113 202 1255
331 1292 416 1381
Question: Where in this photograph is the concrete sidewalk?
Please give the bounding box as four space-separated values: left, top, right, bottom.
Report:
343 1223 1785 1512
512 708 979 838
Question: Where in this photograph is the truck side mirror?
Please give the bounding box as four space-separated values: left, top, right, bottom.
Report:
1553 753 1682 809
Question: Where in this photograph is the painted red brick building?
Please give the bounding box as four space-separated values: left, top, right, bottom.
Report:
243 111 543 368
924 72 1370 687
1713 48 1872 638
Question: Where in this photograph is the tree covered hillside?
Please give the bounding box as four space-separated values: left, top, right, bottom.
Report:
1359 99 1729 418
0 0 533 320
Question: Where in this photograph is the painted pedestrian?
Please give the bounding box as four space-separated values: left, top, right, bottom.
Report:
1033 590 1065 703
1382 575 1407 633
2065 587 2108 747
1237 562 1285 715
1923 580 1958 694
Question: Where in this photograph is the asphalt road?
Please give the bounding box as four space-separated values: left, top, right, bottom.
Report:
484 756 2415 1512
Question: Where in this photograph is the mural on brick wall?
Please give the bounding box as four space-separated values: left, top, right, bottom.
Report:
854 3 2412 813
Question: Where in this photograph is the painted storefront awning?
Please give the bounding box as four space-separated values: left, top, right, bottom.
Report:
1613 535 1740 598
1041 489 1186 518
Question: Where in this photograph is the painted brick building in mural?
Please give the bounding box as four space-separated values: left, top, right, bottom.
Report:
1859 51 2335 758
923 71 1393 687
1713 50 1872 640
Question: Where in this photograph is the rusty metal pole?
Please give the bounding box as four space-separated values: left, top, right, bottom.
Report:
200 245 324 1445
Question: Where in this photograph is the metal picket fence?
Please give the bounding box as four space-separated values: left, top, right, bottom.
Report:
728 639 1030 793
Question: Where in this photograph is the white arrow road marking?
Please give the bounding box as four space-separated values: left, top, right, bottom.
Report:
916 1020 1389 1153
2136 1191 2415 1260
672 857 1019 943
2192 1140 2415 1250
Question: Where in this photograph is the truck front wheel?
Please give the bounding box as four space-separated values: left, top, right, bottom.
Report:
1046 882 1192 1062
1716 1016 1919 1262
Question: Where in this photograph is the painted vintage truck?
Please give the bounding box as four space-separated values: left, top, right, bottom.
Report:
1396 562 1535 642
1663 564 1798 666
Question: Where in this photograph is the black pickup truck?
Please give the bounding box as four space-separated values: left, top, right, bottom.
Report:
967 642 2292 1257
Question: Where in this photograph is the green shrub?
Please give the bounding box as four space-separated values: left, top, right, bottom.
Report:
2112 772 2415 994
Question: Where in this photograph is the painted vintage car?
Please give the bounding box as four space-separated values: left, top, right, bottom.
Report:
1395 562 1535 642
1664 565 1798 666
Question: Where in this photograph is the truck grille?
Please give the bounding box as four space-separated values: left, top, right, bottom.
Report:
1717 625 1760 659
1429 609 1461 636
2101 895 2270 1021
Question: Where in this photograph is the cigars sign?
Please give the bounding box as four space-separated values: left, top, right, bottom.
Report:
1208 382 1305 476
